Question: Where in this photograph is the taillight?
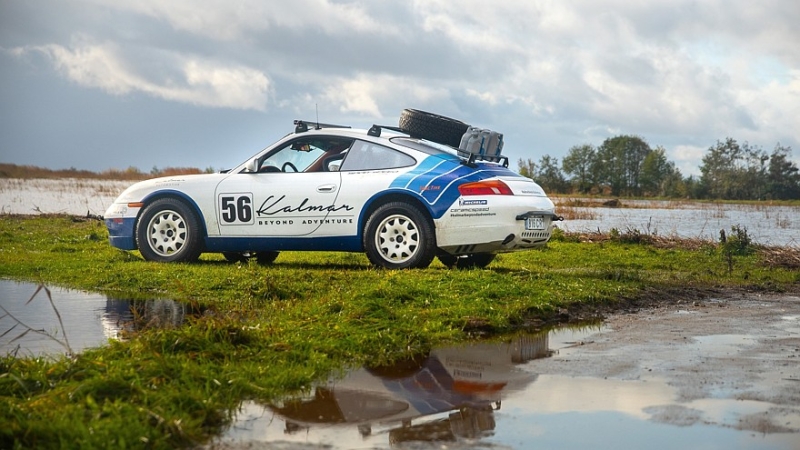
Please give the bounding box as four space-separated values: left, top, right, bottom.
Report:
458 179 513 196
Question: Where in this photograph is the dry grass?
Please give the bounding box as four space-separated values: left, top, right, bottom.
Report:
0 163 204 181
759 247 800 269
558 207 599 220
561 228 800 269
562 229 715 251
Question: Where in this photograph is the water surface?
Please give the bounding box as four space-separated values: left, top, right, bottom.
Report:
557 199 799 247
0 279 188 356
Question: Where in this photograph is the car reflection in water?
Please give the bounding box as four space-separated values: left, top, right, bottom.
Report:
268 333 550 446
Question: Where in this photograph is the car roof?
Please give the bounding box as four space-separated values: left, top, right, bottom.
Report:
288 123 456 157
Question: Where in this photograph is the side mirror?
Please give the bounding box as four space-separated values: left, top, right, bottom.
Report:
244 158 258 173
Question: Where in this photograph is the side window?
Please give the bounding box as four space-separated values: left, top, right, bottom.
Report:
339 141 416 171
259 138 353 173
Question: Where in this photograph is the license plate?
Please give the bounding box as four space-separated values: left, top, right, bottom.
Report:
525 216 545 230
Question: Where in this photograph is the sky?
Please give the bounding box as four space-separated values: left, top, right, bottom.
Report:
1 1 798 177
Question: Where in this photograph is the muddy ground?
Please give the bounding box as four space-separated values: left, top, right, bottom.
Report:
535 291 800 435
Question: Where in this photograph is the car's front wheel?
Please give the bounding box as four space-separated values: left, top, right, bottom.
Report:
136 198 203 262
364 202 435 269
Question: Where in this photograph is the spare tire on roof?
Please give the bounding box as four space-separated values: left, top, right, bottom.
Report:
398 109 470 148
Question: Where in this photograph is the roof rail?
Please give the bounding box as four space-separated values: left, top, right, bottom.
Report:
294 120 351 133
367 124 405 137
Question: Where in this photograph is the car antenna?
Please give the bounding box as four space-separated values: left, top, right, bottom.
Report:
315 103 319 130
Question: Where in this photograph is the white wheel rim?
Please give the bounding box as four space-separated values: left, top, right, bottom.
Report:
146 209 187 257
375 214 419 264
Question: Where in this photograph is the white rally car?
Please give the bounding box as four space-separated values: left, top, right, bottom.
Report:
104 110 559 269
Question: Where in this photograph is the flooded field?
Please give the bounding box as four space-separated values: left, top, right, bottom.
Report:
556 198 800 247
2 179 799 449
0 178 130 217
1 178 798 246
210 293 800 450
3 281 797 449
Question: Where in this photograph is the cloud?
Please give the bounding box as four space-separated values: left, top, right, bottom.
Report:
82 0 400 41
13 37 271 111
2 0 799 173
670 144 708 176
317 73 451 118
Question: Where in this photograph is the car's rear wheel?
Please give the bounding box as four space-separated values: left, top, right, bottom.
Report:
137 198 203 263
438 253 496 269
398 109 470 148
255 251 280 265
223 252 248 263
364 202 435 269
222 251 279 265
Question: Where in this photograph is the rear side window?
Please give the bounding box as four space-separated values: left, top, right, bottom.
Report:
340 141 416 171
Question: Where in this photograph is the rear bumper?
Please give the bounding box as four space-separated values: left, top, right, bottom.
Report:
435 209 559 255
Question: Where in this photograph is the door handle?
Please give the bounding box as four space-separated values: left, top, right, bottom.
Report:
317 184 337 193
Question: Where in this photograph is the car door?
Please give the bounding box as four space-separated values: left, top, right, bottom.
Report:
322 140 419 237
213 137 354 237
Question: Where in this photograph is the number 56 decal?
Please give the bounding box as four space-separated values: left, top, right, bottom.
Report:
218 193 254 225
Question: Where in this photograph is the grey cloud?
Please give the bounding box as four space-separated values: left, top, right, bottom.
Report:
1 0 798 175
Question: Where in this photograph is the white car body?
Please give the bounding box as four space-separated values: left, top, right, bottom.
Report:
105 121 557 269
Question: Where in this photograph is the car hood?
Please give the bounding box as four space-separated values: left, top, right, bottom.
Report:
113 173 228 203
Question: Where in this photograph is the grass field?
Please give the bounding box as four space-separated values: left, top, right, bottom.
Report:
0 214 798 449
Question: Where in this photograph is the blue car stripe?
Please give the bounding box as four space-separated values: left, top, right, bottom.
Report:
390 157 451 190
389 155 526 219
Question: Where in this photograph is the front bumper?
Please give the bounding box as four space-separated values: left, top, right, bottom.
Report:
104 202 141 250
105 217 137 250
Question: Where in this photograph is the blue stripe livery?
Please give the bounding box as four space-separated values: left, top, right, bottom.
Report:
390 155 521 218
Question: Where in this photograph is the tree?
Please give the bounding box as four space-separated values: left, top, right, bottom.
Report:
594 135 652 196
639 146 684 197
562 144 596 193
767 144 800 200
517 158 536 179
535 155 568 193
700 138 769 200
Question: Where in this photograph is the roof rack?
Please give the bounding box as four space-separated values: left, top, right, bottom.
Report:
461 153 509 168
369 123 509 168
294 120 351 133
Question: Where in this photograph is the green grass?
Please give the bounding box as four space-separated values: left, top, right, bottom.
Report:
0 215 798 449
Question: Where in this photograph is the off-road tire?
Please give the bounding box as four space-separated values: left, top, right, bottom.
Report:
255 251 280 265
137 198 203 263
398 109 470 148
364 202 436 269
437 253 496 269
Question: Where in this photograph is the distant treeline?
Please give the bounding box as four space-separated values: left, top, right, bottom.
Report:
519 136 800 201
0 163 211 180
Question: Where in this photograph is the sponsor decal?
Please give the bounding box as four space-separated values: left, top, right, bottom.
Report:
257 195 354 216
255 218 353 226
458 199 487 206
420 185 441 192
450 198 492 216
220 193 355 226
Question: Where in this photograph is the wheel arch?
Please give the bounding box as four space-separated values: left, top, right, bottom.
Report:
135 190 209 247
358 191 436 248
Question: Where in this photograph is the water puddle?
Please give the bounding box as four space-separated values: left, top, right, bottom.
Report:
0 279 194 356
211 324 798 450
